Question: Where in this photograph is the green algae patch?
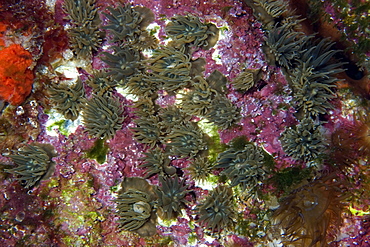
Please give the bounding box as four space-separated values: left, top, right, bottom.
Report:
198 120 227 163
46 173 105 246
47 119 69 136
272 166 312 192
86 138 109 164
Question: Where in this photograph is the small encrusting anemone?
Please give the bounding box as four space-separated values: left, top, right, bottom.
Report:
186 157 213 182
102 45 143 84
48 79 85 121
155 175 190 220
165 14 219 50
4 143 56 188
164 122 207 158
273 174 349 246
140 147 176 178
196 185 236 233
231 68 262 92
102 4 155 45
214 143 267 192
63 0 103 59
115 177 157 237
280 117 327 164
82 93 124 140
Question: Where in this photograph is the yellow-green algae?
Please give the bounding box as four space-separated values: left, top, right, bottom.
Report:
41 174 104 246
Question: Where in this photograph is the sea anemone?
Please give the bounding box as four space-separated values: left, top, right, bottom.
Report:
155 175 190 220
102 45 143 84
132 116 161 148
158 105 191 133
102 4 154 43
289 38 345 117
165 14 219 50
86 70 117 94
146 46 192 92
4 143 56 188
231 68 262 92
64 0 103 59
214 143 266 192
253 0 288 18
196 185 236 233
102 4 142 43
131 97 157 118
64 0 99 25
140 147 176 178
115 177 157 237
125 74 158 97
67 25 103 59
180 76 217 117
273 174 349 246
206 94 241 130
48 79 85 121
82 93 124 139
290 63 337 117
130 31 159 51
164 122 207 158
280 117 328 164
265 23 302 68
298 38 344 77
186 157 213 182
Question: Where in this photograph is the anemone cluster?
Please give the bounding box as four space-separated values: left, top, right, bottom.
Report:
98 4 246 236
248 0 345 120
266 21 344 119
63 0 103 59
48 79 85 121
2 0 362 245
247 0 344 170
4 143 56 188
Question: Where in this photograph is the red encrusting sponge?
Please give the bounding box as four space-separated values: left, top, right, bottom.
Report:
0 44 34 105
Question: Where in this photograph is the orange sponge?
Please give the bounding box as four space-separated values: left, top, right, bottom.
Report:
0 44 34 105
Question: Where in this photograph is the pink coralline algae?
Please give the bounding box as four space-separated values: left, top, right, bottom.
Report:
0 0 369 246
